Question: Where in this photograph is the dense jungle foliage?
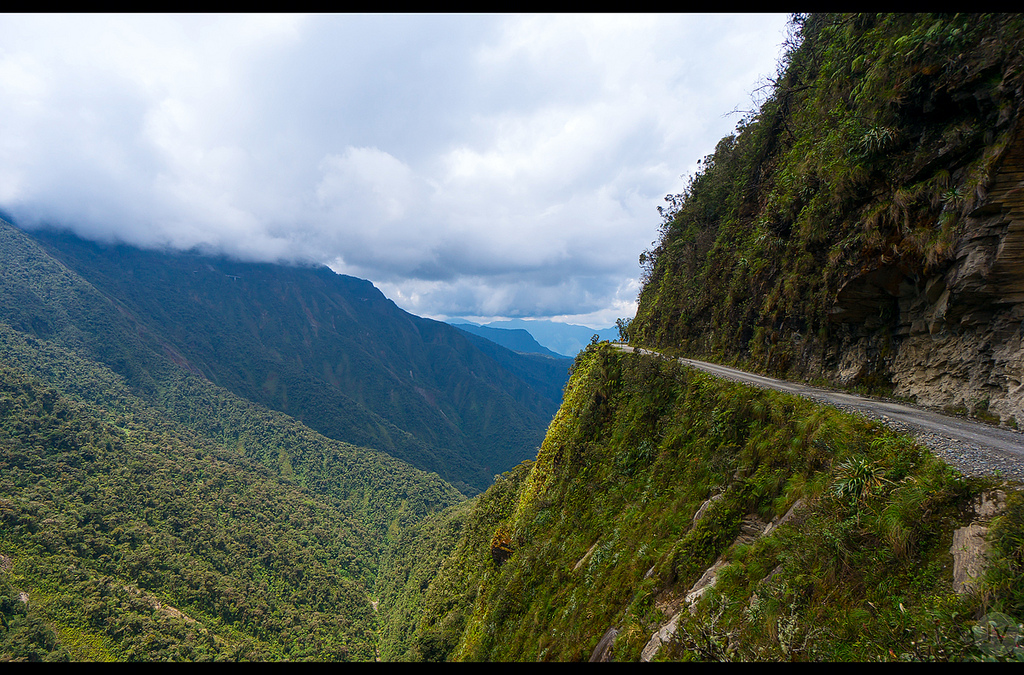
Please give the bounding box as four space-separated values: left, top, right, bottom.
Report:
23 227 570 494
380 343 1024 661
1 361 375 660
6 12 1024 662
0 223 464 660
631 13 1024 377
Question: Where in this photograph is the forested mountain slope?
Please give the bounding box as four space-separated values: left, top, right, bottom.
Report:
483 319 619 358
0 215 577 659
0 284 462 660
452 330 572 408
6 12 1024 663
631 13 1024 425
377 14 1024 662
13 226 566 494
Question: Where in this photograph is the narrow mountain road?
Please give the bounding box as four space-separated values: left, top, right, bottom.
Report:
612 344 1024 483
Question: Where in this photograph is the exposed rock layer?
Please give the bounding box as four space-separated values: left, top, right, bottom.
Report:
828 124 1024 426
950 490 1008 594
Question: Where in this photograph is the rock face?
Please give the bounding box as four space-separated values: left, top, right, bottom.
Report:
588 627 619 662
828 124 1024 426
951 523 992 594
639 499 806 662
950 490 1008 594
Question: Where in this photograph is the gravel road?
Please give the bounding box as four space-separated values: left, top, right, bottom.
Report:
613 344 1024 484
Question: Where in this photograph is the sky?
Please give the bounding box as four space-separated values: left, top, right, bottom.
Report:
0 13 791 328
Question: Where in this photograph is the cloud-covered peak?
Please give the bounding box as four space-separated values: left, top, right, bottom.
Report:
0 13 789 327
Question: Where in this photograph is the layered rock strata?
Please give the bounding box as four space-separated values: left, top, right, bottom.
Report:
829 123 1024 427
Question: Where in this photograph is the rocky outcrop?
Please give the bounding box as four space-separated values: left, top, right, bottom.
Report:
588 627 619 662
951 523 991 594
950 489 1008 594
828 123 1024 426
639 499 806 662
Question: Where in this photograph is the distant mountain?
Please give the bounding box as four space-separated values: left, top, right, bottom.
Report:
451 329 573 407
449 322 565 358
6 224 567 494
479 319 619 357
0 219 465 659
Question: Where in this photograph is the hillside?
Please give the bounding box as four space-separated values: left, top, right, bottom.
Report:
482 319 619 358
12 226 568 494
451 329 573 407
0 219 468 659
6 12 1024 663
631 13 1024 425
450 323 566 359
378 343 1023 661
377 13 1024 662
0 299 463 660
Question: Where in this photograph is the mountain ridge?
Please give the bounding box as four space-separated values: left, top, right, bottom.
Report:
17 225 569 493
0 242 465 659
449 322 566 359
462 318 619 357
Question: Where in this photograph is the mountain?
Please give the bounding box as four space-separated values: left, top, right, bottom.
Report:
475 319 619 358
450 330 573 411
0 348 463 660
6 12 1024 663
16 226 568 494
376 13 1024 662
631 13 1024 426
449 322 565 359
0 217 579 658
0 221 466 660
378 342 1021 661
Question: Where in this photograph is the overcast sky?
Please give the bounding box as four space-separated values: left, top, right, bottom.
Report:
0 13 791 327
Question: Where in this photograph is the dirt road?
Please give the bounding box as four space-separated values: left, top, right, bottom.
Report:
613 344 1024 482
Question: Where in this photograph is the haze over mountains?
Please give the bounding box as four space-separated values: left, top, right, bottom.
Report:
6 12 1024 664
0 14 791 328
4 223 572 496
450 319 619 358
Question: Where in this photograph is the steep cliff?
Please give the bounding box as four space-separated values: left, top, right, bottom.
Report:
887 128 1024 423
630 13 1024 425
377 14 1024 663
378 344 1024 661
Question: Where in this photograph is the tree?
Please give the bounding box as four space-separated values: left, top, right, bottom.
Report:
615 317 632 344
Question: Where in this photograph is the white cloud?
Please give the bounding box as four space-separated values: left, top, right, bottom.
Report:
0 13 790 325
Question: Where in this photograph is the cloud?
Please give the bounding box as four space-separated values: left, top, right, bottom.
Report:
0 13 789 326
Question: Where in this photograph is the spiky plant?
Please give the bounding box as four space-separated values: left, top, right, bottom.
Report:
831 457 889 504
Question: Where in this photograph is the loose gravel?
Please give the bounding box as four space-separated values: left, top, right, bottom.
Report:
806 393 1024 485
614 344 1024 485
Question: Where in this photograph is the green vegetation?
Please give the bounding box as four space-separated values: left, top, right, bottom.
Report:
385 344 1022 661
7 12 1024 661
0 221 465 660
632 13 1024 385
0 360 364 659
0 575 69 662
21 226 567 494
0 328 466 660
374 466 530 662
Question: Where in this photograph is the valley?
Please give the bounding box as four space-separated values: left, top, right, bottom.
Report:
0 220 569 659
4 12 1024 663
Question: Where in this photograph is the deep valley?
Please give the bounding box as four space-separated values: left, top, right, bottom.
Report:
4 12 1024 663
